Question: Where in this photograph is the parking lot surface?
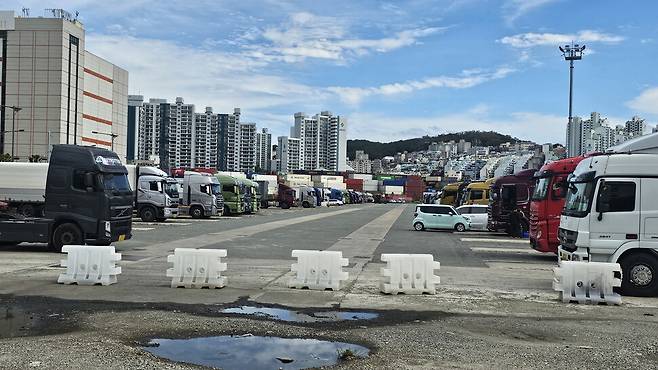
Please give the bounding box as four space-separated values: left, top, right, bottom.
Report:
1 204 658 369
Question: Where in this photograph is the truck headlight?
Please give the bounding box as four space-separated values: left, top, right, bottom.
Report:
166 197 172 207
105 221 111 233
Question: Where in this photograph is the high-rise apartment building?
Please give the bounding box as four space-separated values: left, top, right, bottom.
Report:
566 112 650 156
255 128 272 172
348 150 372 173
219 108 256 172
624 116 646 138
193 107 219 169
0 10 128 161
290 111 347 171
276 136 301 173
126 95 142 162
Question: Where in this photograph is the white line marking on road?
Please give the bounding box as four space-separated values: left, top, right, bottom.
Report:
470 247 541 254
132 227 155 231
132 222 191 226
461 238 529 244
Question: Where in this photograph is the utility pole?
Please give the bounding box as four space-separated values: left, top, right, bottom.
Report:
559 43 586 131
0 105 22 159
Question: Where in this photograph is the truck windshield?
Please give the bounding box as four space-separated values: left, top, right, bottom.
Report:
165 182 179 198
210 184 221 195
102 173 131 192
531 177 550 201
563 181 594 217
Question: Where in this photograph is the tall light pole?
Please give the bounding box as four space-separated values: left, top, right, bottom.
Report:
559 43 586 128
0 105 22 159
91 130 119 151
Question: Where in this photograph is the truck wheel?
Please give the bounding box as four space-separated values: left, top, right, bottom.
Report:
139 206 157 222
18 204 36 218
619 253 658 296
454 223 466 232
302 201 310 208
281 202 290 210
50 223 82 252
413 222 425 231
190 206 204 219
223 205 231 216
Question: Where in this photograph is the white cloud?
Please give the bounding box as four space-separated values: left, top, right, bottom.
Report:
502 0 558 25
328 67 516 105
243 12 446 63
348 109 566 144
627 87 658 115
499 30 624 48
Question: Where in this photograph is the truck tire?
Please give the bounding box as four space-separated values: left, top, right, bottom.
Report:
139 206 157 222
190 206 204 219
50 223 82 252
261 201 269 209
281 202 290 210
223 205 231 216
619 253 658 296
302 201 310 208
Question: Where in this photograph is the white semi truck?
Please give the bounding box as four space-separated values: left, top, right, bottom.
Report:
126 165 179 222
177 171 222 218
0 162 50 217
558 132 658 296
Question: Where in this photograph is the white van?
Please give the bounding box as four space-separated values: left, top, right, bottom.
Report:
558 133 658 296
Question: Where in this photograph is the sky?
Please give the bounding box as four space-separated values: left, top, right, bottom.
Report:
6 0 658 144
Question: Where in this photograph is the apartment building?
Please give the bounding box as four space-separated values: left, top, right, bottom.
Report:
290 111 347 172
0 10 128 161
255 128 272 172
193 107 219 169
276 136 301 173
566 112 650 156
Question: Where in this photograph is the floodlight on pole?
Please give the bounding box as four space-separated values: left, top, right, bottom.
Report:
91 130 119 151
560 42 586 127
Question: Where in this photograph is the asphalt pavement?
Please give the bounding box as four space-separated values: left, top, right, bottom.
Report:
1 203 657 369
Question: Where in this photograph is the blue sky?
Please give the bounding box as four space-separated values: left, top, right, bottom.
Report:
7 0 658 143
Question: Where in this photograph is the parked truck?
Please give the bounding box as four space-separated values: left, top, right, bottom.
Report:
440 182 467 206
178 171 222 218
558 133 658 296
215 174 245 215
278 183 297 209
529 155 588 253
487 169 535 234
0 145 133 251
463 178 494 206
298 185 317 208
126 165 179 222
0 162 49 217
243 178 260 213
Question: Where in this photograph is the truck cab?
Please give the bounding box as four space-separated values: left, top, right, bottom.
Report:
529 156 587 253
487 169 535 233
179 172 221 218
0 145 133 251
216 174 245 215
464 179 494 205
297 186 317 208
243 179 260 213
278 183 297 209
558 133 658 296
127 165 179 222
440 182 467 206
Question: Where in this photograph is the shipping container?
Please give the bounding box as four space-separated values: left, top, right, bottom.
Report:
381 185 404 195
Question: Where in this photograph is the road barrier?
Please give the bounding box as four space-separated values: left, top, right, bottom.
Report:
166 248 227 288
553 261 622 305
380 254 441 294
289 250 349 290
57 245 122 286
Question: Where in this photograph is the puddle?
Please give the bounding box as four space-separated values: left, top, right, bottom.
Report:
221 306 378 323
0 307 34 338
143 335 369 370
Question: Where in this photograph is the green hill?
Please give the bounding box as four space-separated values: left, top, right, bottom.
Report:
347 131 522 159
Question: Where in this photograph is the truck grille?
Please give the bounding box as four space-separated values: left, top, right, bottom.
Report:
111 206 133 220
558 227 578 252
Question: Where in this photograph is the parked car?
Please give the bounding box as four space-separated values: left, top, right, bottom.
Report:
413 204 470 232
327 199 343 206
457 205 489 231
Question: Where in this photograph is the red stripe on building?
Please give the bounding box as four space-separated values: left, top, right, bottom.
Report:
83 91 113 104
83 67 113 83
83 113 112 126
82 136 112 146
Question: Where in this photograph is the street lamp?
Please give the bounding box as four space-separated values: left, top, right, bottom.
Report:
1 105 22 159
91 130 119 151
559 43 586 130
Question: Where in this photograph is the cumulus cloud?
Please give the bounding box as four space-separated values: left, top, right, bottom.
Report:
627 87 658 115
348 109 566 143
242 12 446 63
499 30 624 48
502 0 559 25
328 67 516 105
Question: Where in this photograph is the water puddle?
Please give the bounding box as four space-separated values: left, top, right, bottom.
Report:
143 335 369 370
0 307 33 338
221 306 378 323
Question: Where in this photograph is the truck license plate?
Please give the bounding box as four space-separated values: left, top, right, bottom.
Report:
118 234 126 241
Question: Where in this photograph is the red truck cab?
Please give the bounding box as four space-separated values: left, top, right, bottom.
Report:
487 169 536 234
529 155 588 253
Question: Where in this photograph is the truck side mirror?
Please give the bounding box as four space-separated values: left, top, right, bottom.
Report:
597 182 610 221
84 173 95 192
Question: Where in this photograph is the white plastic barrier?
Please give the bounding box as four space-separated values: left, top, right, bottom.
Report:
288 250 348 290
166 248 228 288
380 254 440 295
57 245 122 286
553 261 622 305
